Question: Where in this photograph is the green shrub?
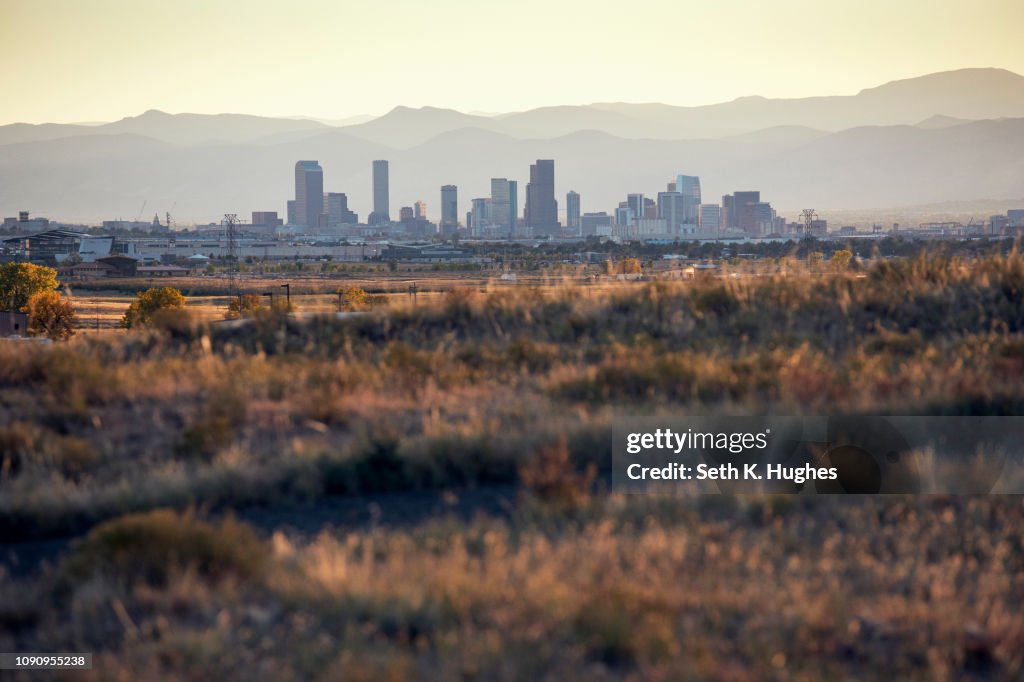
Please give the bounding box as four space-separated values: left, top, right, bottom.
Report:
59 509 267 589
121 287 186 328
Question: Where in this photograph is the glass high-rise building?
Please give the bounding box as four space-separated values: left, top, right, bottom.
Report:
324 192 357 226
490 178 518 235
657 191 686 230
698 204 721 232
470 197 491 235
566 191 580 232
676 175 701 224
370 160 390 225
440 185 458 231
626 193 645 223
294 160 324 228
525 159 558 236
722 191 760 233
734 191 761 233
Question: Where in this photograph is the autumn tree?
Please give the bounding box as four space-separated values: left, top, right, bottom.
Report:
225 294 265 320
26 290 77 340
337 286 370 311
121 287 186 329
831 249 853 270
606 258 642 275
0 262 58 311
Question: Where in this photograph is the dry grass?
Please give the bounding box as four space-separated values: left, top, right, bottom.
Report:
1 498 1021 680
1 252 1024 678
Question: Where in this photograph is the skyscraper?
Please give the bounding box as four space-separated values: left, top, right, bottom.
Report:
753 202 775 234
657 191 685 231
721 195 735 231
733 191 761 233
676 175 701 224
566 191 580 233
489 178 518 235
626 194 645 222
370 160 390 225
440 185 458 232
414 200 427 220
525 159 558 236
324 192 357 226
470 198 491 235
294 160 324 228
698 204 721 232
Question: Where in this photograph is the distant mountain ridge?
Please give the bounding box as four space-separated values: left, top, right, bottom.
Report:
0 110 330 147
333 67 1024 145
1 68 1023 222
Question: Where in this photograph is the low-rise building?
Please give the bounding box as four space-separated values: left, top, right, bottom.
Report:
0 311 29 337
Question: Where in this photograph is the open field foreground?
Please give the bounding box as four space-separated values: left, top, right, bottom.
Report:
2 253 1024 679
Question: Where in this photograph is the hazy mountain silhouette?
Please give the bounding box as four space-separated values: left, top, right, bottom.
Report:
2 117 1022 223
914 114 976 129
574 68 1024 138
333 67 1024 142
0 110 330 147
339 106 494 148
1 68 1023 222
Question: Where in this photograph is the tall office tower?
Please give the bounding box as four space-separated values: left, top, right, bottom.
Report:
470 198 491 236
324 192 358 226
490 178 518 234
566 191 580 232
676 174 701 224
440 185 458 231
507 181 518 233
643 198 658 219
753 202 775 233
657 191 685 230
733 191 761 233
721 194 733 229
626 194 644 222
399 206 415 223
698 203 721 232
286 200 297 225
370 160 390 225
414 200 427 220
294 160 324 228
524 159 559 235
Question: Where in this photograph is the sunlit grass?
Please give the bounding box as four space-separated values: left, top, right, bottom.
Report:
2 252 1024 678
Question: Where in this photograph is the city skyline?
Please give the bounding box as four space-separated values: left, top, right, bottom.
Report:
2 66 1023 225
2 0 1023 125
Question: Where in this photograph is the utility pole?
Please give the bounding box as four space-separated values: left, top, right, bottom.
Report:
800 209 818 238
223 213 239 295
280 283 290 308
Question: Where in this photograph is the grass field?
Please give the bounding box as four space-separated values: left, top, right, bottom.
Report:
2 253 1024 679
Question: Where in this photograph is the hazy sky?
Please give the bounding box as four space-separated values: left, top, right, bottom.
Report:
2 0 1023 125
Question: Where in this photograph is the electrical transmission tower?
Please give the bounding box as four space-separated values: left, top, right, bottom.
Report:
223 213 240 294
800 209 818 237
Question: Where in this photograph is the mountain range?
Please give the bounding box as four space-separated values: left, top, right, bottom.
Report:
1 68 1023 224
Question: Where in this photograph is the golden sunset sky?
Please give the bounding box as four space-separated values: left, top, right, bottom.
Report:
2 0 1022 124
